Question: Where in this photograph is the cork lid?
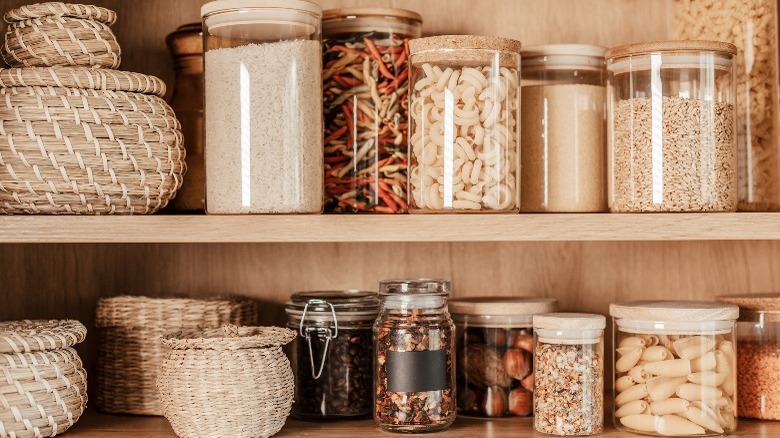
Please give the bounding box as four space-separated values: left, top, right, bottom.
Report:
717 293 780 322
0 320 87 353
610 300 739 322
533 312 606 330
606 40 737 59
449 297 557 316
323 8 421 23
409 35 522 55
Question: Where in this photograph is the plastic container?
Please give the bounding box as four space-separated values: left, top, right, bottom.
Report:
610 301 739 436
285 290 379 420
533 313 606 436
407 35 522 213
374 279 456 432
322 8 422 213
606 41 738 213
450 297 557 417
520 44 607 212
202 0 323 214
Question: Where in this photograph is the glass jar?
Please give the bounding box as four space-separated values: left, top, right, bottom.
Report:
374 279 456 432
450 297 557 417
606 41 738 213
322 8 422 214
407 35 521 213
610 301 739 436
671 1 780 211
285 291 379 420
718 293 780 420
520 44 607 213
533 313 605 436
201 0 323 214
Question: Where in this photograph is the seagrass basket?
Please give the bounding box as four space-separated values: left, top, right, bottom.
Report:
95 295 259 416
2 2 120 68
0 320 88 438
158 325 295 438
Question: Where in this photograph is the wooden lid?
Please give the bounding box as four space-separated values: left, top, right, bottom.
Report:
0 319 87 353
449 297 557 316
605 40 737 59
323 8 421 23
533 312 606 330
610 300 739 322
409 35 522 55
717 293 780 321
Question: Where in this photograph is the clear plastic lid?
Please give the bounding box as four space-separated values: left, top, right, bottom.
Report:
610 300 739 334
533 312 606 344
202 0 321 41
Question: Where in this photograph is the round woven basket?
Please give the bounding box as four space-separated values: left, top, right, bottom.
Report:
95 296 259 416
158 325 296 438
0 320 88 438
0 66 185 214
2 2 120 68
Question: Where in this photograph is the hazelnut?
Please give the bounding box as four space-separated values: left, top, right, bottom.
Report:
503 348 532 380
508 388 532 416
457 386 482 414
483 386 507 417
520 373 534 392
512 334 534 352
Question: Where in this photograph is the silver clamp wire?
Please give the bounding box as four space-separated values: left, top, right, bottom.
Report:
299 299 339 380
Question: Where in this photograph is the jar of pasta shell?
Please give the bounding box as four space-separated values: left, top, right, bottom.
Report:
407 35 521 213
610 301 739 436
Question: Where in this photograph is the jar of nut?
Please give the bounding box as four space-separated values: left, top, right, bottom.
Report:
374 279 456 432
450 297 557 417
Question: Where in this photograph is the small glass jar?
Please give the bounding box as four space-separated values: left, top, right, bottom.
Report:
285 291 379 420
610 301 739 436
202 0 323 214
533 313 606 436
374 279 456 432
521 44 606 213
450 297 557 417
606 41 738 213
408 35 522 213
322 8 422 214
718 293 780 420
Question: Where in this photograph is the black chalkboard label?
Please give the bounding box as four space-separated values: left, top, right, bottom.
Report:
386 349 447 392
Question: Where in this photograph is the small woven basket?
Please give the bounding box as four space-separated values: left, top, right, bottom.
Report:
95 296 259 416
2 2 120 68
158 325 296 438
0 320 88 438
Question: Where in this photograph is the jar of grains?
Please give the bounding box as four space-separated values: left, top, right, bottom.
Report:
374 279 456 432
533 313 606 436
285 291 379 420
717 293 780 420
201 0 323 214
407 35 522 213
450 297 557 417
606 41 738 213
610 301 739 436
520 44 607 212
322 8 422 213
671 0 780 211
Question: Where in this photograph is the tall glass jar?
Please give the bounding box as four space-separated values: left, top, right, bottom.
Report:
408 35 521 213
606 41 738 213
201 0 323 214
285 291 379 420
322 8 422 214
374 279 456 432
521 44 607 212
610 301 739 436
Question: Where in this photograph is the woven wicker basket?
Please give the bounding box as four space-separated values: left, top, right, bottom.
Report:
158 325 295 438
0 66 185 214
95 295 259 416
0 320 88 438
2 2 120 68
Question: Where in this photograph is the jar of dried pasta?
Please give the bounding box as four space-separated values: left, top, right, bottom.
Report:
610 301 739 436
407 35 521 213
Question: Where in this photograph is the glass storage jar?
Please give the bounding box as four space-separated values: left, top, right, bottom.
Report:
407 35 522 213
374 279 456 432
450 297 557 417
322 8 422 214
201 0 323 214
533 313 605 436
610 301 739 436
520 44 607 213
606 41 738 213
718 293 780 420
285 290 379 420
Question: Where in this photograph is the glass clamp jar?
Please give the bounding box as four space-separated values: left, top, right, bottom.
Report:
374 279 456 432
450 297 557 417
610 301 739 436
285 291 379 420
606 40 738 213
520 44 607 212
201 0 323 214
322 8 422 214
408 35 522 213
533 313 606 436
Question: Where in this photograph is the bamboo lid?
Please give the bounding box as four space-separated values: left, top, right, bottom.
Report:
717 293 780 322
610 300 739 322
409 35 522 55
606 40 737 59
449 297 557 316
323 8 421 23
533 312 606 330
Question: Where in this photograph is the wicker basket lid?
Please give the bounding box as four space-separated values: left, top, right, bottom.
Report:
0 67 167 97
95 295 258 329
0 319 87 353
4 2 118 25
162 325 296 351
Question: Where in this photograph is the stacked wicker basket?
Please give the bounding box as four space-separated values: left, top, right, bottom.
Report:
0 2 185 214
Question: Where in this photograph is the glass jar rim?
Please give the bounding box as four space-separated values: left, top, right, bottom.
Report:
379 278 450 296
323 7 422 23
201 0 321 18
286 290 379 310
615 318 734 335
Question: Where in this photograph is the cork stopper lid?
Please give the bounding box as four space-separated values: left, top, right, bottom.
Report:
610 300 739 322
717 293 780 322
449 297 557 316
606 40 737 59
409 35 522 55
533 313 606 330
